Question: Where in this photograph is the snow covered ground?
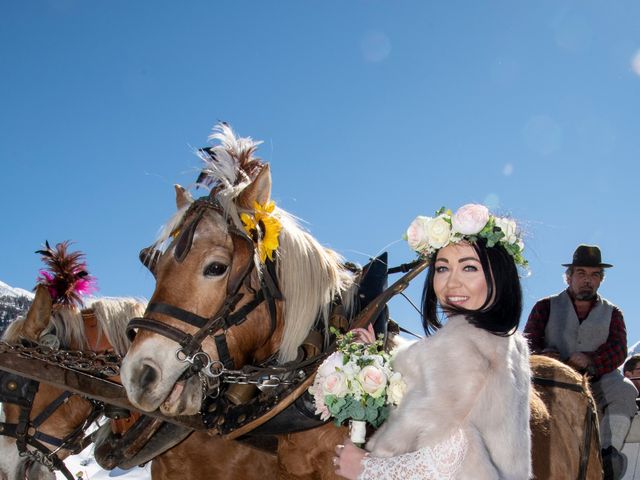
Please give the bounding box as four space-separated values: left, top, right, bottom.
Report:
56 445 151 480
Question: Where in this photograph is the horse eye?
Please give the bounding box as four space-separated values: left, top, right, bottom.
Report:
203 262 228 277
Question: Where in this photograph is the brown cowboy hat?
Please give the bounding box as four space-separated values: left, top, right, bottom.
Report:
562 244 613 268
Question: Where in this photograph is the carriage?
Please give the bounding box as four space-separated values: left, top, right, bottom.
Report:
0 124 611 479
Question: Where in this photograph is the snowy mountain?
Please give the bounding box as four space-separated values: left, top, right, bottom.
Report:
0 280 34 337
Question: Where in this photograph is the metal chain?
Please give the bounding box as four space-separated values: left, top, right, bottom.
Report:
19 449 57 472
0 340 122 377
178 348 302 387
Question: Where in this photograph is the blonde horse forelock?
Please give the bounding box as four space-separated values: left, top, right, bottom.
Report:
86 298 147 356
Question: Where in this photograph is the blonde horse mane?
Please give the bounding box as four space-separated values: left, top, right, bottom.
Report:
2 298 146 356
85 297 147 355
152 124 356 363
273 213 355 362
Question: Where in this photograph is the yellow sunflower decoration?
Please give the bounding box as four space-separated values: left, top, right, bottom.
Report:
240 200 282 263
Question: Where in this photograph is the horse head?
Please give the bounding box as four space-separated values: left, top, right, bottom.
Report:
0 286 96 480
121 124 355 418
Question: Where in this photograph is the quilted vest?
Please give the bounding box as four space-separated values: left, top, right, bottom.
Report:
545 290 614 359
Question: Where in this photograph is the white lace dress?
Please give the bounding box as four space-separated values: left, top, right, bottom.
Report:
359 429 468 480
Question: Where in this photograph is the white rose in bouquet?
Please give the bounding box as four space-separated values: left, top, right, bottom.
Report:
317 351 343 377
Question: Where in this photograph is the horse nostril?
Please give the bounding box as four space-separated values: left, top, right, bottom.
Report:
139 364 159 390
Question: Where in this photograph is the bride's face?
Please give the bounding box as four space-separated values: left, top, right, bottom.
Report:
433 242 488 311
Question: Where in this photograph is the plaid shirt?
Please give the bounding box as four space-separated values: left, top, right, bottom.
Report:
524 290 627 378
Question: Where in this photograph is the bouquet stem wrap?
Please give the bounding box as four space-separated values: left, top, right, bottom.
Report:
349 419 367 445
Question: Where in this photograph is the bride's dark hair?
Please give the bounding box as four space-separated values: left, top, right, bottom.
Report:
421 238 522 336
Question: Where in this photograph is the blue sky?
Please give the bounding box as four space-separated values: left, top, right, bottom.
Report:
2 1 640 343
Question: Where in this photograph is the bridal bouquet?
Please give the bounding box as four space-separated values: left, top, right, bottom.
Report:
309 327 406 443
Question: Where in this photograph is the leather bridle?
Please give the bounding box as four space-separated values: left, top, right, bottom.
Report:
127 196 282 379
0 368 102 480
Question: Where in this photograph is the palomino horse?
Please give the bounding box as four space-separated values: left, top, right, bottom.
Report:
0 285 277 480
121 124 602 479
0 285 145 480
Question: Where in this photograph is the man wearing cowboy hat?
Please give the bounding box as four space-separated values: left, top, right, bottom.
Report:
525 244 637 480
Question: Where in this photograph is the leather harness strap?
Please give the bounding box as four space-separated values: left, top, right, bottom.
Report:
0 371 93 480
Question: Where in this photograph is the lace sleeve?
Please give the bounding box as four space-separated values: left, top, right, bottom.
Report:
358 429 467 480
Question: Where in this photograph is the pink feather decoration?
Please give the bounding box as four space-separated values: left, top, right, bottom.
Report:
35 241 98 306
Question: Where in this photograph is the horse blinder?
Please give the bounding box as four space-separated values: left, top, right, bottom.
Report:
0 371 38 407
173 210 204 264
227 231 256 297
139 247 160 277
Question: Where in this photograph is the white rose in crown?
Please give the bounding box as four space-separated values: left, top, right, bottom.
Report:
387 372 407 405
358 365 388 398
322 371 349 398
494 217 518 244
406 216 431 252
317 351 344 378
452 204 489 235
425 215 451 249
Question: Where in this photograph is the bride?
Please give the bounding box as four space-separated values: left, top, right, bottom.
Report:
334 204 532 480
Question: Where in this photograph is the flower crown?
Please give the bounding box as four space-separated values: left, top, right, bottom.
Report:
405 204 527 267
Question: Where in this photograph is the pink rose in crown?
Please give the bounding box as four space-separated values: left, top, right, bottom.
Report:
406 216 431 252
358 365 388 398
452 204 489 235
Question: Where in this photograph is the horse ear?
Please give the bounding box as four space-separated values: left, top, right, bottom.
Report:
23 285 53 340
237 164 272 209
175 184 193 210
